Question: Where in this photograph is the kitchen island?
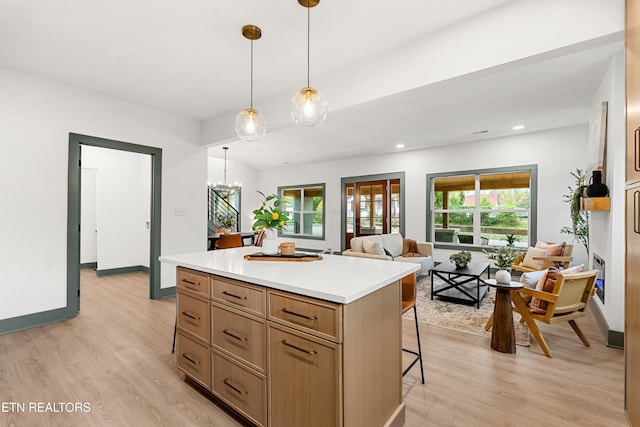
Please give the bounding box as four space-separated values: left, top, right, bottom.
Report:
160 246 419 427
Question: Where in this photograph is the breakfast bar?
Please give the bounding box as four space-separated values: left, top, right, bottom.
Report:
160 246 418 427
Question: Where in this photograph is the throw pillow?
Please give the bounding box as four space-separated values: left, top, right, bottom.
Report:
521 247 549 270
520 269 548 289
362 240 385 256
529 267 560 314
561 264 584 274
535 241 566 257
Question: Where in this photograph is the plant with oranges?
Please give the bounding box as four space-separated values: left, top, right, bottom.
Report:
252 191 290 230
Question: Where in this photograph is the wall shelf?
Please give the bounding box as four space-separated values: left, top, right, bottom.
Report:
580 197 610 211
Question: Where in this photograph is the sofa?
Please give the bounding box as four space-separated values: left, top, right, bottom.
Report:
341 233 434 275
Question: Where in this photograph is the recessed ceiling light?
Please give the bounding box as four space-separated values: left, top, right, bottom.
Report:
396 143 405 148
512 125 524 130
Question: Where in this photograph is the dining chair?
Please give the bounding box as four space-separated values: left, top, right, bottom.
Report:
215 233 243 249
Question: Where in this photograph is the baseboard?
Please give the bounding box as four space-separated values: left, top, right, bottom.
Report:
0 307 74 336
80 262 97 269
95 265 150 277
156 286 176 299
589 298 624 349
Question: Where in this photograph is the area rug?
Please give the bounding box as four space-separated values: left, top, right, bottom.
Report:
404 274 530 346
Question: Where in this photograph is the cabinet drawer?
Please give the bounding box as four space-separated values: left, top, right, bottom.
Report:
212 350 266 427
177 291 210 343
211 304 266 372
177 332 211 390
268 291 342 342
212 277 265 317
176 267 210 298
268 325 340 427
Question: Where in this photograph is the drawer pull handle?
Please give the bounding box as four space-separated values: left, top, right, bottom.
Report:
636 126 640 172
182 279 198 286
181 311 200 321
282 339 317 355
223 329 248 341
282 307 317 321
635 191 640 234
223 378 248 395
182 352 200 365
222 290 247 300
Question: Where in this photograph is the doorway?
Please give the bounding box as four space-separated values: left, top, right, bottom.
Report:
67 133 164 318
341 172 405 251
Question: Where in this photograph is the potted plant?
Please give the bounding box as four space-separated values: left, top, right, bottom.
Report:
483 246 522 283
253 191 290 255
505 234 517 247
560 168 589 253
449 250 472 269
217 213 235 234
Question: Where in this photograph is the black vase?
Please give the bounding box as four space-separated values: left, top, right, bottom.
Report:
586 170 609 197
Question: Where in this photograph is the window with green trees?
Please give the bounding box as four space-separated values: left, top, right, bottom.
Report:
279 184 325 239
428 166 537 247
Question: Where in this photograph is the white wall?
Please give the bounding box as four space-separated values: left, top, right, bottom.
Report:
0 67 206 321
588 52 626 332
81 145 151 271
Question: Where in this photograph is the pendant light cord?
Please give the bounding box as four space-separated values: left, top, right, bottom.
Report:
223 147 228 186
306 4 310 88
250 38 254 109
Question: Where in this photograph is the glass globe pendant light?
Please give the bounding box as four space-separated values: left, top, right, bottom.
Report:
235 25 267 142
290 0 328 128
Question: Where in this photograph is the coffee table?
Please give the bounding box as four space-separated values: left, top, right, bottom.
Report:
431 261 490 308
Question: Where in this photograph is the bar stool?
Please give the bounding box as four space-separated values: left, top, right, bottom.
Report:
402 273 425 383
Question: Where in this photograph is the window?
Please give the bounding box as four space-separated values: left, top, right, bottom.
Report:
427 166 537 248
279 184 325 239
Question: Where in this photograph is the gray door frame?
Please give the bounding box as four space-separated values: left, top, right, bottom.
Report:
68 133 165 316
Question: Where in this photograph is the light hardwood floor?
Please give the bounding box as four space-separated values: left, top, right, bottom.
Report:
0 270 628 426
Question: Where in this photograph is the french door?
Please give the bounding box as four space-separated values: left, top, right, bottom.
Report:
344 179 400 248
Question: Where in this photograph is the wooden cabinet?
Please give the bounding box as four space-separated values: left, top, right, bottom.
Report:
626 186 640 425
268 324 341 427
212 350 267 427
177 291 210 343
629 0 640 185
212 304 266 372
175 269 403 427
628 2 640 425
212 276 265 317
268 290 342 342
176 266 210 298
176 331 211 389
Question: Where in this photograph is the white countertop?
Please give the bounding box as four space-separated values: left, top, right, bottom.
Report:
160 246 419 304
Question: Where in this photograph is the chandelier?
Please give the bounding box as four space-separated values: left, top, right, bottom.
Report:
211 146 242 197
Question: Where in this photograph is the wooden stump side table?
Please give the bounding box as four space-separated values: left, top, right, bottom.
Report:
485 279 524 354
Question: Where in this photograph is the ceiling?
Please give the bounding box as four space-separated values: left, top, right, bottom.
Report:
0 1 624 170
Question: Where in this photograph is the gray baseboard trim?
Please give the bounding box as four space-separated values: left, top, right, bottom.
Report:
80 262 97 269
0 307 74 336
95 265 150 277
589 298 624 349
156 286 176 299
